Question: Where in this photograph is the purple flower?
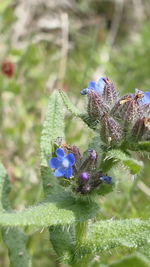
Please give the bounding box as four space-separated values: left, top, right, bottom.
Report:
88 149 97 160
100 176 112 184
79 172 90 181
49 148 75 179
80 77 107 95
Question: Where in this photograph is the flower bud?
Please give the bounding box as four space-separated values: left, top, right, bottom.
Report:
87 90 109 121
139 103 150 118
142 118 150 140
102 78 117 105
131 118 146 141
80 149 97 172
88 149 97 160
100 176 112 184
79 172 90 181
111 94 140 130
100 115 122 144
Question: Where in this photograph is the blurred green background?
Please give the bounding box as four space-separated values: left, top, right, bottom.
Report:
0 0 150 266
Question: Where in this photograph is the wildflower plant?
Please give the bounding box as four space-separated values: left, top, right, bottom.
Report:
0 77 150 266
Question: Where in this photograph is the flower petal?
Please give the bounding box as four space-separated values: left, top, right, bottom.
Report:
96 77 106 93
100 176 112 184
80 77 106 95
87 81 97 90
80 88 89 95
54 167 65 177
55 148 65 159
65 153 75 166
139 92 150 105
80 81 97 95
49 157 60 169
64 167 72 178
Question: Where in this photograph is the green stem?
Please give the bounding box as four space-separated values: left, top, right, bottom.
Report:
75 221 88 246
72 221 91 267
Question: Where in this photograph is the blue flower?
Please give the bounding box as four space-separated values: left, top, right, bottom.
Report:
135 89 150 105
100 176 112 184
80 77 107 95
139 92 150 105
49 148 75 179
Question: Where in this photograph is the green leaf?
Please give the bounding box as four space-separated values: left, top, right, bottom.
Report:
0 163 10 211
41 168 75 262
103 150 143 174
129 141 150 152
139 244 150 260
41 91 76 262
80 113 99 129
82 219 150 255
49 225 75 262
109 253 150 267
59 90 98 130
41 166 60 197
40 90 65 165
59 90 81 116
0 191 99 227
2 228 31 267
0 163 31 267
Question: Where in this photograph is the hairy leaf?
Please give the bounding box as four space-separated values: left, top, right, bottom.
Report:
80 219 150 256
104 150 143 174
49 225 75 262
2 228 31 267
40 90 65 165
41 91 76 262
59 90 81 116
41 166 59 196
0 163 10 210
0 191 99 227
129 141 150 152
0 163 31 267
109 253 150 267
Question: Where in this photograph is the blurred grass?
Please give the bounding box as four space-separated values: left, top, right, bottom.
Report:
0 0 150 266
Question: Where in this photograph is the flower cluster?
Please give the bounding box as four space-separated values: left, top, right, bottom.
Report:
48 75 150 195
49 146 112 195
81 77 150 145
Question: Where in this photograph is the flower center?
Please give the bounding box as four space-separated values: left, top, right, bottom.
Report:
62 159 69 168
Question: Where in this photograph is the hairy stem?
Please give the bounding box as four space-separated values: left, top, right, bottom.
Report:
72 221 91 267
75 221 88 246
